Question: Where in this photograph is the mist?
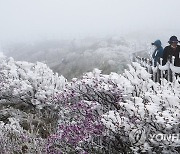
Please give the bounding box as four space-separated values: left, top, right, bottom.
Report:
1 0 180 79
0 0 180 43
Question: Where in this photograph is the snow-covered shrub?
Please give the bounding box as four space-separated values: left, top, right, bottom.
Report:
2 49 180 154
0 55 66 109
0 54 65 153
0 117 46 154
47 101 104 154
100 62 180 153
0 105 61 153
47 69 133 153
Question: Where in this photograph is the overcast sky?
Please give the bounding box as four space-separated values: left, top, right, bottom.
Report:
0 0 180 43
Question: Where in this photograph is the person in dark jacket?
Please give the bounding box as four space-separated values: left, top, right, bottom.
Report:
162 36 180 66
151 40 164 66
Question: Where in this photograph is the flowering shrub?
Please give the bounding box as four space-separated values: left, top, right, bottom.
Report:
47 69 130 153
47 101 104 153
49 62 180 153
1 51 180 154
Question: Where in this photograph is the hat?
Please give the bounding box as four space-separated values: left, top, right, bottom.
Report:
168 36 179 43
151 40 161 47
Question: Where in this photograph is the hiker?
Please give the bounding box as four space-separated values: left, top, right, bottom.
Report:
151 40 164 66
162 36 180 66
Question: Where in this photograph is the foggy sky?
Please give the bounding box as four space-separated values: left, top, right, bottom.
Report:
0 0 180 43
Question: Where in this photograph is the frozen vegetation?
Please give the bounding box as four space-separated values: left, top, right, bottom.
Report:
1 44 180 153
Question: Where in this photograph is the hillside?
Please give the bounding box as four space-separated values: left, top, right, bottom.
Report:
2 37 149 80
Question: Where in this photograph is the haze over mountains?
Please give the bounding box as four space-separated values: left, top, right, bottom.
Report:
2 36 149 80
